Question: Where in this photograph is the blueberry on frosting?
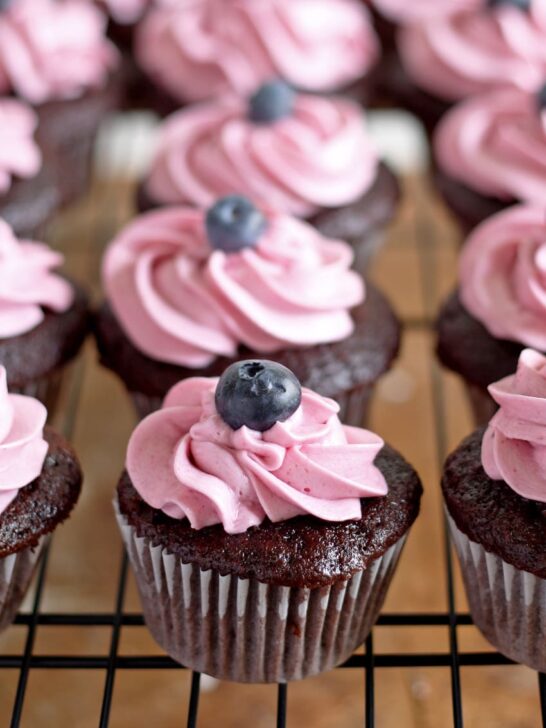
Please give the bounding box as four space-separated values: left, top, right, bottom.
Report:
205 195 267 253
248 80 295 124
487 0 530 10
215 360 302 432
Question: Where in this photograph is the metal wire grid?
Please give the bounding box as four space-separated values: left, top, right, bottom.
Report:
1 174 545 728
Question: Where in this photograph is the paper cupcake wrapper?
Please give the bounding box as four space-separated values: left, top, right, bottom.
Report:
351 228 386 277
447 513 546 672
130 383 375 427
463 383 498 428
11 367 65 419
116 504 407 683
0 536 47 633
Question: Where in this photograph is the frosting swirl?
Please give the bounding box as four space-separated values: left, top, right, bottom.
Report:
398 3 546 102
145 93 378 216
0 0 118 104
0 366 48 516
372 0 479 24
135 0 378 103
103 206 364 368
460 205 546 350
482 348 546 503
0 220 74 338
434 87 546 203
0 98 41 194
127 377 388 533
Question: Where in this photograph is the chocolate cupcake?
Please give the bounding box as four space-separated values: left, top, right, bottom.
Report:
434 85 546 233
0 0 120 206
390 1 546 133
0 219 90 414
137 84 400 273
0 98 59 240
115 360 422 683
442 350 545 672
437 204 546 424
132 0 380 115
94 198 401 424
0 368 82 632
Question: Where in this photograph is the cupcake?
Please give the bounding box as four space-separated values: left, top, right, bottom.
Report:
0 98 59 240
436 204 546 424
137 82 400 272
434 85 546 233
442 349 545 672
0 366 82 632
0 0 119 205
392 0 546 132
0 219 89 413
94 197 401 423
115 359 422 682
132 0 380 115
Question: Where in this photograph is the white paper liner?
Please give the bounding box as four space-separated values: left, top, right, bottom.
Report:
447 513 545 672
115 504 407 683
0 536 47 632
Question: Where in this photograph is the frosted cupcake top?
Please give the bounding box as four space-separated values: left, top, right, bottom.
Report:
135 0 378 103
144 85 379 217
0 0 118 104
0 366 48 516
0 219 74 338
103 198 364 368
127 361 388 533
483 348 546 504
0 98 41 194
398 1 546 102
434 86 546 203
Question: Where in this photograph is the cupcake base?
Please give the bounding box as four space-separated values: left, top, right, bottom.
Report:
0 536 47 632
117 504 406 682
0 167 60 241
447 513 545 672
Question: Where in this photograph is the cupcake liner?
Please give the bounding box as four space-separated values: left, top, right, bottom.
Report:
447 513 546 672
11 368 66 419
351 228 386 276
464 383 497 427
0 536 47 632
130 382 375 426
116 504 407 683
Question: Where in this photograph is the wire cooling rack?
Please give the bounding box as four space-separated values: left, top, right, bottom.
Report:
1 116 545 728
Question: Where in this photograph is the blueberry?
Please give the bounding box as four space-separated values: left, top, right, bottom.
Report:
205 195 267 253
215 360 302 432
248 80 295 124
487 0 530 10
537 83 546 111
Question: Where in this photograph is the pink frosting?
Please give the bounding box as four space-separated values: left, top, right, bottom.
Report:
460 205 546 350
103 206 364 367
145 93 378 217
0 98 41 194
434 87 546 203
127 377 388 533
0 220 74 338
398 3 546 102
135 0 378 103
0 366 48 516
372 0 479 23
483 348 546 503
0 0 118 104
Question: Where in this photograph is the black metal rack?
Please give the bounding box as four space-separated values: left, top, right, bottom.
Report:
1 165 545 728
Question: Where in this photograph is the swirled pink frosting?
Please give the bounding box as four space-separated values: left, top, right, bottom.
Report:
372 0 479 24
460 205 546 349
398 3 546 102
483 348 546 503
135 0 378 103
0 220 74 338
0 0 118 104
145 93 378 216
103 206 364 367
127 377 388 533
434 87 546 203
0 366 48 516
0 98 41 194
